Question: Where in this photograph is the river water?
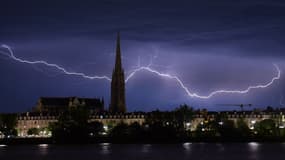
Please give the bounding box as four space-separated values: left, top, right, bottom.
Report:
0 143 285 160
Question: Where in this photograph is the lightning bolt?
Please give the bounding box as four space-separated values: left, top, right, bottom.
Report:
125 65 281 99
0 44 281 99
0 44 111 81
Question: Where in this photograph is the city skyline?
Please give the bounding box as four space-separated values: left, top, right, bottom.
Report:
0 0 285 112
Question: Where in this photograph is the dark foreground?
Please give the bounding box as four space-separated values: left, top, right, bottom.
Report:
1 143 285 160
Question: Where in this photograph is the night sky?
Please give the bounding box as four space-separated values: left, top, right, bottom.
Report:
0 0 285 112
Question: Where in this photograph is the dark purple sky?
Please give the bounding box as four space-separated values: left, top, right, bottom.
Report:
0 0 285 112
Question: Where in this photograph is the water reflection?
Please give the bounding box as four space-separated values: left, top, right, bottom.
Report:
0 143 285 160
248 142 260 160
38 144 49 155
0 144 7 147
183 143 191 151
216 143 225 152
142 144 151 153
248 142 259 152
100 143 111 154
0 144 7 153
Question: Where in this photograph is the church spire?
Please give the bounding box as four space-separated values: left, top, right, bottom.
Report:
115 32 122 70
109 32 126 113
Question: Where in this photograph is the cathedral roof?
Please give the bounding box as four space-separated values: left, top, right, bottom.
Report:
39 97 102 106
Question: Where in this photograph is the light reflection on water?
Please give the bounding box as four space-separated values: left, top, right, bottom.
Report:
248 142 260 160
248 142 259 151
0 144 7 154
38 144 49 155
183 142 192 156
0 144 7 147
0 143 285 160
100 143 111 154
142 144 151 153
182 142 191 151
215 143 225 152
282 142 285 148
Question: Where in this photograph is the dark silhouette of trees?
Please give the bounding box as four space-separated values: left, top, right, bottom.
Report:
215 112 228 123
254 119 277 137
217 120 238 138
88 121 104 137
195 115 252 139
195 121 218 138
236 118 251 137
173 104 194 130
27 128 40 136
109 122 129 138
109 122 145 138
147 121 177 140
50 106 90 142
0 113 18 137
128 122 144 139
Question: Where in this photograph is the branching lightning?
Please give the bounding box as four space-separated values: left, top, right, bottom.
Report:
0 45 111 81
125 65 281 99
0 44 281 99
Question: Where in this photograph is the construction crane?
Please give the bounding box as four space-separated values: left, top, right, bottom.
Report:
217 104 252 111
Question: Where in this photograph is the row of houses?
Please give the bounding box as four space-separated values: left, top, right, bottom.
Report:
16 112 145 137
16 110 285 137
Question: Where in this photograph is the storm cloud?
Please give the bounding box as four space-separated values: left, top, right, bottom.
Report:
0 0 285 112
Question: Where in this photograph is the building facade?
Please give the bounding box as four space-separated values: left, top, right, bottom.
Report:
188 111 285 131
16 111 285 137
16 113 145 137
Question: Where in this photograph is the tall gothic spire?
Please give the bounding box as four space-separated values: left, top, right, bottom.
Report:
109 32 126 113
115 32 122 70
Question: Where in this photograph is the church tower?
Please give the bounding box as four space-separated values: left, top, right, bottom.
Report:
109 32 126 113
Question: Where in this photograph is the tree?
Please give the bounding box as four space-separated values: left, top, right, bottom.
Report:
217 120 238 138
27 128 40 136
0 114 18 137
195 120 218 138
88 121 104 136
236 118 251 137
254 119 277 137
50 105 90 142
215 112 228 123
128 122 144 139
234 118 251 137
109 122 129 138
146 110 172 124
147 121 177 140
173 104 194 130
